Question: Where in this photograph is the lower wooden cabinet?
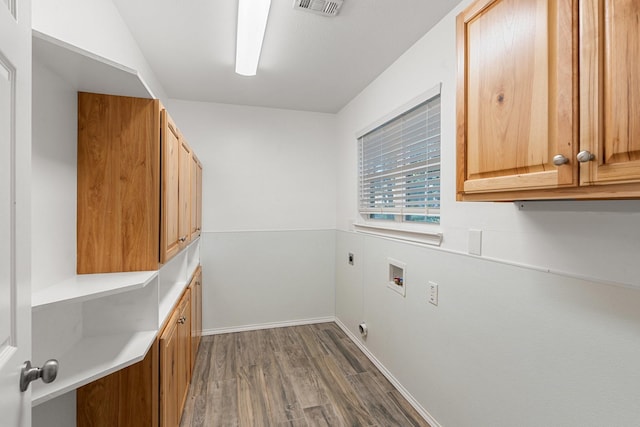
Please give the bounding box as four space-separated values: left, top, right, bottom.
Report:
77 341 159 427
160 288 192 427
77 268 202 427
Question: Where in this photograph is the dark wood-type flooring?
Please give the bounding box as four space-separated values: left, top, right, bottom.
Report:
180 322 431 427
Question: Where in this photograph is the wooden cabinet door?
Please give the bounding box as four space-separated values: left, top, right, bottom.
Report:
196 268 202 351
580 0 640 185
159 311 179 427
190 267 202 371
77 93 161 272
176 289 192 417
456 0 576 199
160 288 193 427
189 277 197 371
196 159 203 236
190 154 199 241
161 110 181 263
178 139 192 247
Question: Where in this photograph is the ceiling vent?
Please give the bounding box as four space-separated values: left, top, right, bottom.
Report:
293 0 343 17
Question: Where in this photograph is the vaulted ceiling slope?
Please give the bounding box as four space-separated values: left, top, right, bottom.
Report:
113 0 460 113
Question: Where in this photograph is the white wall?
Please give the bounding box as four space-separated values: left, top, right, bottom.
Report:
31 0 167 101
31 59 77 292
166 99 338 232
336 231 640 427
166 100 339 331
201 230 335 333
334 1 640 426
32 391 75 427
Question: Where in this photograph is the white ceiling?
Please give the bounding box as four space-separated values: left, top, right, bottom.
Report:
113 0 460 113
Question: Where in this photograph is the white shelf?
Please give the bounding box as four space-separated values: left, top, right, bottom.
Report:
32 30 155 99
30 243 200 406
32 271 158 310
32 330 157 407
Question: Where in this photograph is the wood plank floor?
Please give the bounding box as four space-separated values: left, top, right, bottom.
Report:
180 322 431 427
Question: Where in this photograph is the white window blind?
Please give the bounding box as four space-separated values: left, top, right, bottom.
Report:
358 94 441 224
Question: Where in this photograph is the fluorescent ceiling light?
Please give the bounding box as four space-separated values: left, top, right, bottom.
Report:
235 0 272 76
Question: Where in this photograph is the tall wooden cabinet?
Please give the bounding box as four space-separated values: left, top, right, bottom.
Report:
76 92 204 427
457 0 640 201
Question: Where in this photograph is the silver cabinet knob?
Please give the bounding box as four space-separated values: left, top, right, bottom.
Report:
577 150 595 163
20 359 58 392
179 236 187 242
552 154 569 166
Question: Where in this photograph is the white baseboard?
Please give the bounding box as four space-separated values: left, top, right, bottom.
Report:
334 318 442 427
201 316 336 336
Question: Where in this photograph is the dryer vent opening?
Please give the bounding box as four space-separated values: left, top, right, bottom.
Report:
358 322 368 338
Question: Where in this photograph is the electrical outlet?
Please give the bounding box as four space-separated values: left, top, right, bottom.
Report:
468 229 482 256
348 253 354 265
428 281 438 306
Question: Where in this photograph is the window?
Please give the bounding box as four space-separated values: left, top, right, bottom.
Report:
358 90 441 225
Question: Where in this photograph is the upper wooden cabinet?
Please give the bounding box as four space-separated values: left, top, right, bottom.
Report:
78 92 202 272
457 0 640 201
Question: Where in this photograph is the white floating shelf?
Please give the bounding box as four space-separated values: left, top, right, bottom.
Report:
32 330 157 407
32 271 158 310
32 30 155 99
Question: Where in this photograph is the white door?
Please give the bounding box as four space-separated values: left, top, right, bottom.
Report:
0 0 32 425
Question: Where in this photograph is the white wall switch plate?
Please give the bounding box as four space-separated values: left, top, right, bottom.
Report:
428 281 438 306
468 229 482 256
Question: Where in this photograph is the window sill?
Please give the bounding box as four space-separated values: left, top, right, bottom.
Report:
353 222 443 246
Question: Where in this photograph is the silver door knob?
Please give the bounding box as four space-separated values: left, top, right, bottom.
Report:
552 154 569 166
20 359 58 392
577 150 595 163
